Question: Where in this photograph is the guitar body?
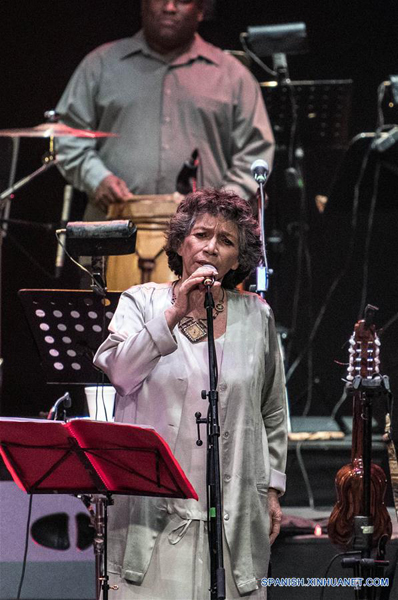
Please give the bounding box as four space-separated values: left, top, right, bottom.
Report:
328 457 391 548
328 307 392 549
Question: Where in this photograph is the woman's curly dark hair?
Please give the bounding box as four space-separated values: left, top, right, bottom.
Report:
165 188 262 289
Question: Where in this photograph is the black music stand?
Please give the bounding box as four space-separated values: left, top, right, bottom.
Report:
0 417 198 600
259 80 353 430
18 289 121 385
261 79 353 150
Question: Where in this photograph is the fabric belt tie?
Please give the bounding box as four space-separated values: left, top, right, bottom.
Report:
167 516 207 600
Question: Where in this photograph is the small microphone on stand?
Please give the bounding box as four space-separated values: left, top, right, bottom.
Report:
250 159 271 295
47 392 72 421
251 159 269 184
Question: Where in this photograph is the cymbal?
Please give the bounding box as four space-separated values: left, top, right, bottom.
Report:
0 122 119 138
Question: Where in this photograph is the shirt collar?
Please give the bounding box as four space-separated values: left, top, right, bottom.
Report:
120 30 221 66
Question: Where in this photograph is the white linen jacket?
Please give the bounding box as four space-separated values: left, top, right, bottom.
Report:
94 283 287 595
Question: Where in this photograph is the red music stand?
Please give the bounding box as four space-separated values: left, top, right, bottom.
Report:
0 417 198 600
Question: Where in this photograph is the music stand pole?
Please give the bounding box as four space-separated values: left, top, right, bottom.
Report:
78 492 114 600
93 494 114 600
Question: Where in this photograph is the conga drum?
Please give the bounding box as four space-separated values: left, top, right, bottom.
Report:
106 193 183 290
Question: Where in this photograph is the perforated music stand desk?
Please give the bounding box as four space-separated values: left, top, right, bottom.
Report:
0 417 198 599
18 289 121 385
261 79 353 149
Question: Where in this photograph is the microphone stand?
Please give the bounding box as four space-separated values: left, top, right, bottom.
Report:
256 178 271 299
197 285 225 599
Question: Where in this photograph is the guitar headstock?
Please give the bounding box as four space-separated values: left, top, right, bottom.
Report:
346 304 380 383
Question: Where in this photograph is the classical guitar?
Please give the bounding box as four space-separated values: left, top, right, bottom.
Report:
328 306 392 549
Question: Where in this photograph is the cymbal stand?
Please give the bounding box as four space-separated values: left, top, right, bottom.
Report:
0 137 19 403
0 146 57 206
0 134 57 408
0 110 61 207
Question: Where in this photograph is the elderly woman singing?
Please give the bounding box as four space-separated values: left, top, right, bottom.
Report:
94 188 288 599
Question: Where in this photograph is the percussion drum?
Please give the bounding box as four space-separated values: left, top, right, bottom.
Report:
106 193 183 290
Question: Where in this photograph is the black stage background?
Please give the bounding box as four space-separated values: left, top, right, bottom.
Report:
1 0 398 429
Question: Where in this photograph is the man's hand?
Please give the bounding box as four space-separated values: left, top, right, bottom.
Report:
93 174 131 212
268 488 283 545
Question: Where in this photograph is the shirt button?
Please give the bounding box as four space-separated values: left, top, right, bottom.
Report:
224 512 229 521
224 474 231 482
223 431 230 439
219 383 226 392
162 143 169 150
164 116 171 123
165 88 171 96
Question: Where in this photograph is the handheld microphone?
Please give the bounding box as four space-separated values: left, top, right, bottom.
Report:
55 184 73 278
251 159 269 184
203 264 217 287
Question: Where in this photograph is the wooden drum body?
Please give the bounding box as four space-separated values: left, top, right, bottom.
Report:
106 193 182 290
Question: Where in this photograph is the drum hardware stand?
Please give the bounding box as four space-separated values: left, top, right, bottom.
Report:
0 113 121 410
0 110 58 406
0 129 56 408
0 111 60 207
0 136 19 405
0 108 118 208
0 152 57 207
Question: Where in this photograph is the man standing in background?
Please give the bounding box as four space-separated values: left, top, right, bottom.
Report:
55 0 274 285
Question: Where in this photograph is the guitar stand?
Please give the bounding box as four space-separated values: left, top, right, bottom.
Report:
342 374 391 599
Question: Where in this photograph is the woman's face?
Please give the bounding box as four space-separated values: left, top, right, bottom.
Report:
177 213 240 282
